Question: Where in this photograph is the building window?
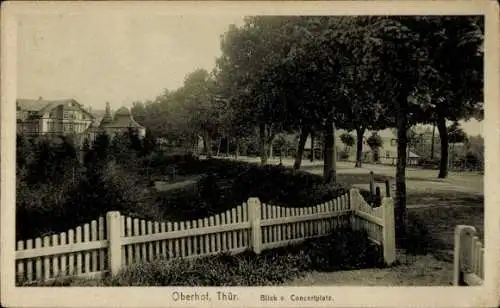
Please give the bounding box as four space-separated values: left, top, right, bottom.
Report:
48 121 55 132
390 139 397 146
386 151 390 159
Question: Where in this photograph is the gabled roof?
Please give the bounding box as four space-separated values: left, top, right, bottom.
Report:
16 98 94 119
99 106 144 129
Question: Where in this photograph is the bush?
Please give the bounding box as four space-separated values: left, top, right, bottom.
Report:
418 157 440 168
339 150 350 160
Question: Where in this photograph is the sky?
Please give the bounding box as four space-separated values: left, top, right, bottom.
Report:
17 13 245 110
16 12 483 136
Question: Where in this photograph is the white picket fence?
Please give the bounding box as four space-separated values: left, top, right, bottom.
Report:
15 188 395 284
453 225 484 286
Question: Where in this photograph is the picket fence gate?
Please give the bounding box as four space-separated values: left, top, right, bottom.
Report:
453 225 484 286
15 188 396 284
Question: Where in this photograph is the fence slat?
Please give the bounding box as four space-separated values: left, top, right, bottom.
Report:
98 217 105 271
17 241 24 282
473 236 480 275
214 215 221 252
180 221 186 258
34 238 42 280
480 248 485 279
67 231 74 276
119 217 125 266
231 209 237 249
196 219 203 255
286 208 292 240
51 234 59 277
173 222 180 257
133 219 140 262
147 221 154 261
273 205 280 242
208 217 215 253
221 214 227 251
243 203 249 246
83 224 91 274
154 222 160 259
91 220 98 272
160 222 167 258
140 220 147 262
26 239 33 281
204 218 211 253
191 220 198 255
125 217 132 266
43 236 51 280
75 227 83 275
186 221 192 256
237 205 243 248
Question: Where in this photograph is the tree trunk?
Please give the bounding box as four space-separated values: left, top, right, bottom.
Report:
430 122 436 159
235 139 240 160
216 138 222 157
437 116 448 178
294 126 309 169
203 133 212 158
323 119 336 183
354 127 365 167
259 124 269 165
269 142 273 160
310 131 314 162
226 136 230 157
395 95 408 248
332 122 337 182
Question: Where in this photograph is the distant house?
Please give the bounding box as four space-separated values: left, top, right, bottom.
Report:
16 97 94 136
302 128 419 166
338 128 420 166
85 102 146 144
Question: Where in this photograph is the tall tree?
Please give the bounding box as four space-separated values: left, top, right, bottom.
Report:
410 16 484 178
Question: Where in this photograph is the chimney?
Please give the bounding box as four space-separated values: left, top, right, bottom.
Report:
105 102 111 117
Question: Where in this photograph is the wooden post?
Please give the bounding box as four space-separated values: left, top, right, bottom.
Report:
375 186 381 207
453 225 477 286
384 179 391 197
349 188 358 229
248 198 262 254
369 171 375 197
382 197 396 265
106 211 122 276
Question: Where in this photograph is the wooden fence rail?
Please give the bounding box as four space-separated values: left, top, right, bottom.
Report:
15 188 396 284
453 225 484 286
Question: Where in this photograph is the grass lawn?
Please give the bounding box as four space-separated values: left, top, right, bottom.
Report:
407 191 484 252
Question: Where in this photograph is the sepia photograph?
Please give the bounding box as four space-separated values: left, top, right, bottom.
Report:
1 1 499 308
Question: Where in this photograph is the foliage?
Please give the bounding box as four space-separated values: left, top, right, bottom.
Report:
366 132 383 150
152 158 349 222
340 133 355 149
447 122 468 144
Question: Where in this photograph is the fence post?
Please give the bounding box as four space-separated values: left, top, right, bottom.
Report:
106 211 122 276
248 198 262 254
369 171 375 197
453 225 477 286
349 188 358 229
384 179 391 197
382 197 396 265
